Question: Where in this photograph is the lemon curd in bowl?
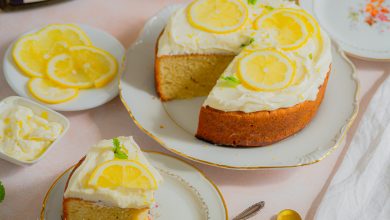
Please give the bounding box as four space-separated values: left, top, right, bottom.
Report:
155 0 332 147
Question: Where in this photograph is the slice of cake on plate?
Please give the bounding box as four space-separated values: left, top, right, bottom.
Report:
63 136 162 220
155 0 332 147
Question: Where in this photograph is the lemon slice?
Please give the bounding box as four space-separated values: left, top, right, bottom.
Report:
254 9 309 50
237 50 296 91
289 9 323 60
28 78 78 104
39 24 91 46
12 24 91 78
187 0 248 34
69 46 118 88
88 160 158 190
46 46 117 89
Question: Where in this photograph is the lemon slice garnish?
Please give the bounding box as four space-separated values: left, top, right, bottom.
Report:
254 9 310 50
12 24 91 78
187 0 248 34
28 78 78 104
46 46 117 89
287 9 323 60
237 49 296 91
88 160 158 190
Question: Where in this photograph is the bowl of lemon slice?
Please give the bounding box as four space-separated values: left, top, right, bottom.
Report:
3 24 125 111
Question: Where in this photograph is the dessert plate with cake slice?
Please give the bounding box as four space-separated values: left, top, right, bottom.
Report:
120 0 359 169
41 137 227 220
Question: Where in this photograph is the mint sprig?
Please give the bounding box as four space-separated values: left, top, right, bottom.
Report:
247 0 257 5
0 181 5 203
113 138 128 159
263 5 274 11
221 76 241 87
241 38 255 48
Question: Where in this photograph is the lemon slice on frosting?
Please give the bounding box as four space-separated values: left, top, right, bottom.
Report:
28 78 79 104
187 0 248 34
46 46 117 89
254 9 309 50
12 24 91 78
237 49 296 91
88 160 158 190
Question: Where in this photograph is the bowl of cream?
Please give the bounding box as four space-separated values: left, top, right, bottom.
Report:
0 96 69 166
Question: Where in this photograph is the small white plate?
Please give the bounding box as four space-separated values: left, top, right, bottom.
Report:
3 24 126 111
0 96 69 166
119 5 359 169
300 0 390 60
40 151 228 220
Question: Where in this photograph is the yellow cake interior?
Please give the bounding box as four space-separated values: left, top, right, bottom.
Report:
156 54 234 100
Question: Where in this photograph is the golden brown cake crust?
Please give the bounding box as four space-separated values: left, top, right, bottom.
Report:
196 72 330 147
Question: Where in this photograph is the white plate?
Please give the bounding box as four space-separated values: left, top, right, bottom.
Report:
0 96 69 166
119 5 359 169
40 151 228 220
3 24 126 111
300 0 390 60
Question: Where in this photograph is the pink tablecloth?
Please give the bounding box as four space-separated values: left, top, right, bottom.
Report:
0 0 389 219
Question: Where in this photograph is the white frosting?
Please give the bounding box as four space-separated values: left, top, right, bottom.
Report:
0 105 63 162
205 32 331 112
157 0 332 112
64 137 163 209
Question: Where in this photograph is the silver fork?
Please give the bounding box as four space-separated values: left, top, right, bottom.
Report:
232 201 265 220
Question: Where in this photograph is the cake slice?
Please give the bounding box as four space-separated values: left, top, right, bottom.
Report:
63 137 162 220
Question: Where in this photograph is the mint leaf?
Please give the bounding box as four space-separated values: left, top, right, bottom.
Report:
0 181 5 203
112 138 128 160
264 5 274 11
115 151 128 159
241 38 255 48
247 0 257 5
308 53 313 60
113 138 120 150
221 76 241 87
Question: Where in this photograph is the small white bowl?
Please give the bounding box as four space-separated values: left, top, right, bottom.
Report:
0 96 70 166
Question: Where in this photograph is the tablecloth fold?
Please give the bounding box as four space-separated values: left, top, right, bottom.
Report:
315 75 390 220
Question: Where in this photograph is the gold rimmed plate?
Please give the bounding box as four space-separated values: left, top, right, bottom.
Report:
119 4 359 169
40 151 228 220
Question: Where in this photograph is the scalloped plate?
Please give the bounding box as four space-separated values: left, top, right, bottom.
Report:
119 4 359 169
40 151 227 220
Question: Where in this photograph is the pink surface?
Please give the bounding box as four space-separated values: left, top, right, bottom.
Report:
0 0 389 219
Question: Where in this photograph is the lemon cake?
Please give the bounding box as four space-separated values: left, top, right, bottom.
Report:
63 137 162 220
155 0 332 147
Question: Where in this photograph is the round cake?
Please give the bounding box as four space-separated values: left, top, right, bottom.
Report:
155 0 332 147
